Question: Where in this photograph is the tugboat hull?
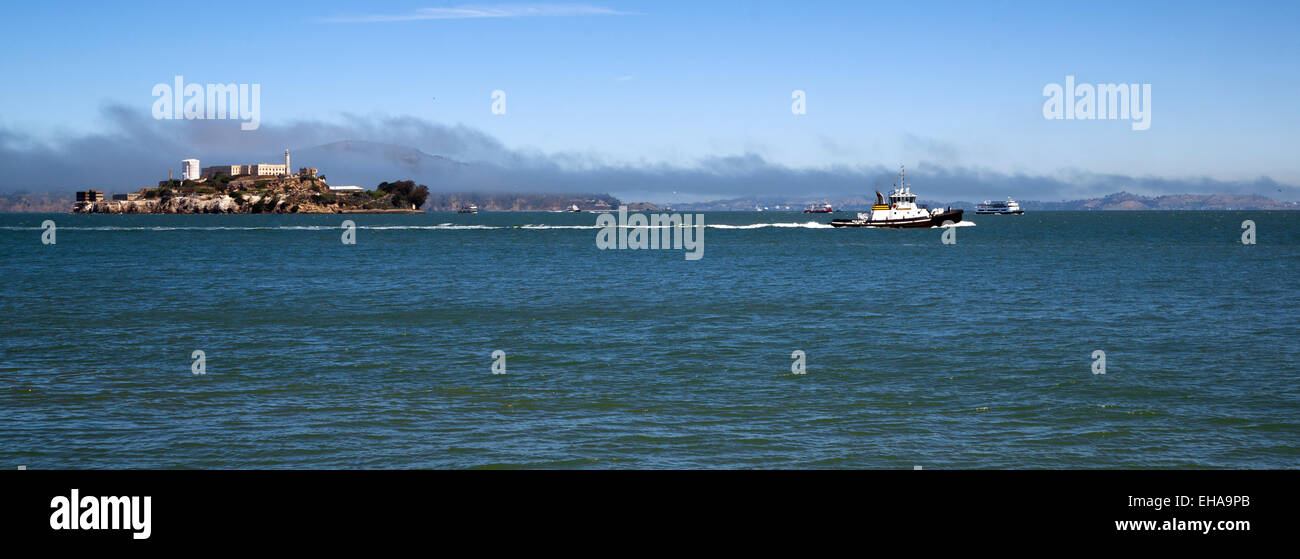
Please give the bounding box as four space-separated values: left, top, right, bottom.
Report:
830 209 963 228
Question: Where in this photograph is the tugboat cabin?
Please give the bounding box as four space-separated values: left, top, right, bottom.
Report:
890 189 918 209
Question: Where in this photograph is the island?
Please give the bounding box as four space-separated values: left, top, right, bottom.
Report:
72 175 429 214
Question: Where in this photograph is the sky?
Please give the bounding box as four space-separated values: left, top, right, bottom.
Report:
1 0 1297 201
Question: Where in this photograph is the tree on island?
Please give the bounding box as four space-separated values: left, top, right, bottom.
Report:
376 180 430 209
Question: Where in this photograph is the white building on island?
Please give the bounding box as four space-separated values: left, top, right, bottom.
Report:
198 148 300 179
181 159 200 180
249 164 287 176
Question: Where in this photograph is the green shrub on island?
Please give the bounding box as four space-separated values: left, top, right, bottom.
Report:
375 180 430 209
310 192 339 205
211 174 233 190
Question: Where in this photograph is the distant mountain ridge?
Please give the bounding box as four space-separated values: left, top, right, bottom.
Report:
4 189 1296 213
1021 191 1297 210
674 191 1299 211
422 192 662 212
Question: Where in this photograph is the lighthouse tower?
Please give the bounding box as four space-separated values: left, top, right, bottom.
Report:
284 149 291 177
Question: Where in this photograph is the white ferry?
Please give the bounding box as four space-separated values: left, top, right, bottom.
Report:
975 198 1023 215
830 166 963 228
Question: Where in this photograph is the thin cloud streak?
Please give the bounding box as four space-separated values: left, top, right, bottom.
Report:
316 4 638 24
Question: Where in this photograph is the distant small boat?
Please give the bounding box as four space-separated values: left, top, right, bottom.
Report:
567 204 581 212
804 203 834 213
457 204 478 214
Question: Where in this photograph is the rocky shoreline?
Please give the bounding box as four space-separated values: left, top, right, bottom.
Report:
71 195 420 214
70 177 429 214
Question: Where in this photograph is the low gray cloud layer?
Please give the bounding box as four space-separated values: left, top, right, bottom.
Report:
1 105 1292 203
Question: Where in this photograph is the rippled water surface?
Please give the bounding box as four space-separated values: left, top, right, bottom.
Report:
2 211 1297 468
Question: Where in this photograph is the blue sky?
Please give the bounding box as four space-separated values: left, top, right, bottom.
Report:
1 0 1298 195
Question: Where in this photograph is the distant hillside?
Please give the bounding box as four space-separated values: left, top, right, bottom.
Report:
0 191 71 213
424 192 658 212
675 191 1298 211
9 188 1294 213
1022 191 1298 210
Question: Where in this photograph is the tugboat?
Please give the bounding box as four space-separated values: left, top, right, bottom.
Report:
457 204 479 214
830 166 963 228
803 203 834 213
975 197 1024 214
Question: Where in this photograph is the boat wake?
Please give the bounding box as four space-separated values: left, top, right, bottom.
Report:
936 220 977 228
706 221 834 229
